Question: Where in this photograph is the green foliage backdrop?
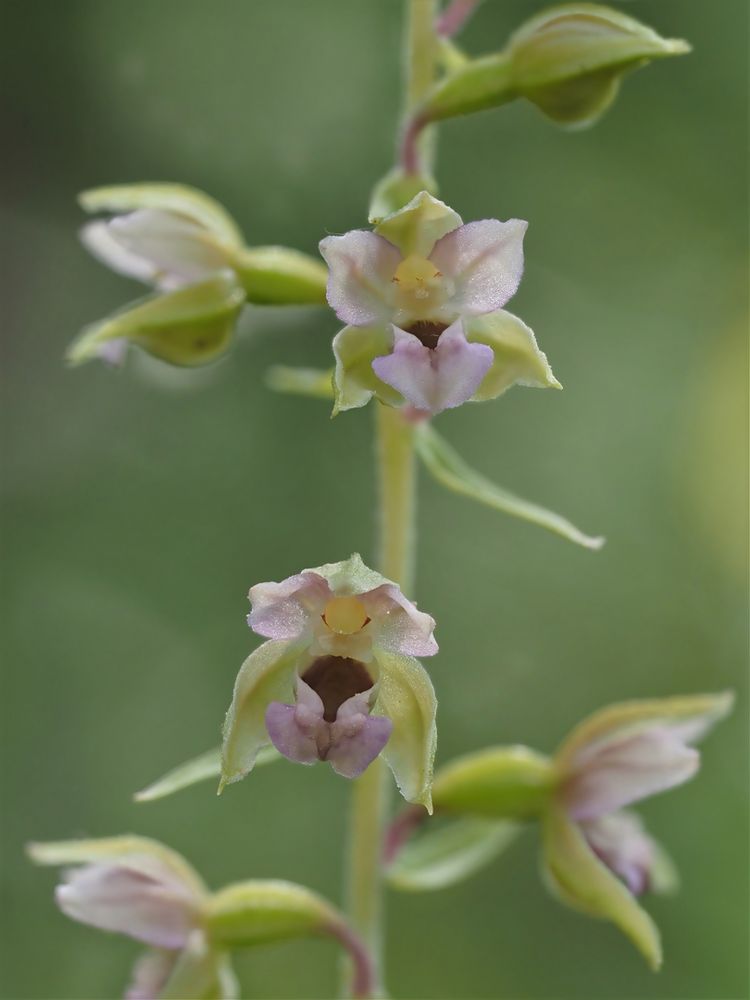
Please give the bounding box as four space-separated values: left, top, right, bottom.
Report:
1 1 747 997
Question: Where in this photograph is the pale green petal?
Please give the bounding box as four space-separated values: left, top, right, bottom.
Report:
466 310 561 401
542 805 662 969
556 691 735 772
79 183 244 247
220 640 303 790
387 817 520 892
332 324 400 414
135 745 280 803
265 366 334 400
374 648 437 810
368 168 439 225
432 746 555 819
415 424 605 550
374 190 462 257
159 931 232 1000
26 836 207 897
231 246 328 305
67 273 245 367
205 880 337 949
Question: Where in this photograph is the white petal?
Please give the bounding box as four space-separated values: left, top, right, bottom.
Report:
430 219 527 315
319 230 400 326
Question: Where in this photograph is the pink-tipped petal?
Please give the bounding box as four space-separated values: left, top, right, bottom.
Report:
248 571 330 640
372 322 493 414
55 860 198 949
319 231 400 326
96 337 129 367
565 727 700 821
362 584 438 657
329 693 393 779
430 219 527 315
582 812 659 897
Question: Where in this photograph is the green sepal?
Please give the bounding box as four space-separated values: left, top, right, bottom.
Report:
374 648 437 811
387 817 520 892
231 246 328 305
265 366 335 400
374 190 462 258
332 324 401 415
542 804 662 970
79 182 244 247
135 745 280 803
67 273 245 367
368 168 439 225
509 4 691 129
555 690 735 773
415 424 605 550
220 640 304 791
466 309 561 400
431 746 555 819
160 934 238 1000
206 880 338 949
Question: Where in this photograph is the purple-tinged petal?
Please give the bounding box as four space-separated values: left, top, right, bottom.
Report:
55 859 199 949
362 584 438 657
328 692 393 779
96 337 129 367
248 571 330 640
265 691 322 767
125 949 178 1000
372 321 493 414
564 726 699 821
581 811 661 897
430 219 527 315
319 231 401 326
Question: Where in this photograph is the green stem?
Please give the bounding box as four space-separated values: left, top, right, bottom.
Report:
401 0 438 175
343 5 436 996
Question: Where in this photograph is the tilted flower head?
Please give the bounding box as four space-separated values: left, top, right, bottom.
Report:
26 836 236 1000
222 553 438 808
319 191 559 416
70 183 327 367
545 691 734 968
390 691 733 969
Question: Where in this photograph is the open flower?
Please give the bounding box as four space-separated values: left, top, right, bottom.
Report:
27 836 236 1000
69 183 327 367
320 190 559 416
388 691 733 967
221 553 438 808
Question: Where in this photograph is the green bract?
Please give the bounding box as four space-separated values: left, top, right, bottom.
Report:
420 3 690 129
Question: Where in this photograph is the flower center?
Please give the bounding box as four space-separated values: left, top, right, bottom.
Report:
301 655 373 722
404 320 448 349
322 596 369 635
392 254 446 315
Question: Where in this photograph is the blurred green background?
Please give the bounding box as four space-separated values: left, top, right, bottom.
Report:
1 1 747 997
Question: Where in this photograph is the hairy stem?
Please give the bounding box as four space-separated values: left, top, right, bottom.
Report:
343 5 436 995
400 0 438 175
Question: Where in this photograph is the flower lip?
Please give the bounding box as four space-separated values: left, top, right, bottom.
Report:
301 655 374 722
405 320 449 349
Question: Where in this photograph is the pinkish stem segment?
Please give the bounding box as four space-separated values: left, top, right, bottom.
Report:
435 0 481 38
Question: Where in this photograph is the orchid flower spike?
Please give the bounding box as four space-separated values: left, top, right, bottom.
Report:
319 190 559 416
26 836 236 1000
69 183 327 367
392 691 733 969
221 553 438 809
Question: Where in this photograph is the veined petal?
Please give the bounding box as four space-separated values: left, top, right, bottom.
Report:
220 640 305 789
319 231 400 326
465 310 561 400
374 190 462 257
102 210 233 289
581 811 677 897
555 692 735 773
248 571 330 640
363 583 438 657
542 804 662 969
373 648 437 810
372 322 493 415
332 324 401 414
563 726 699 820
430 219 527 315
79 183 244 248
